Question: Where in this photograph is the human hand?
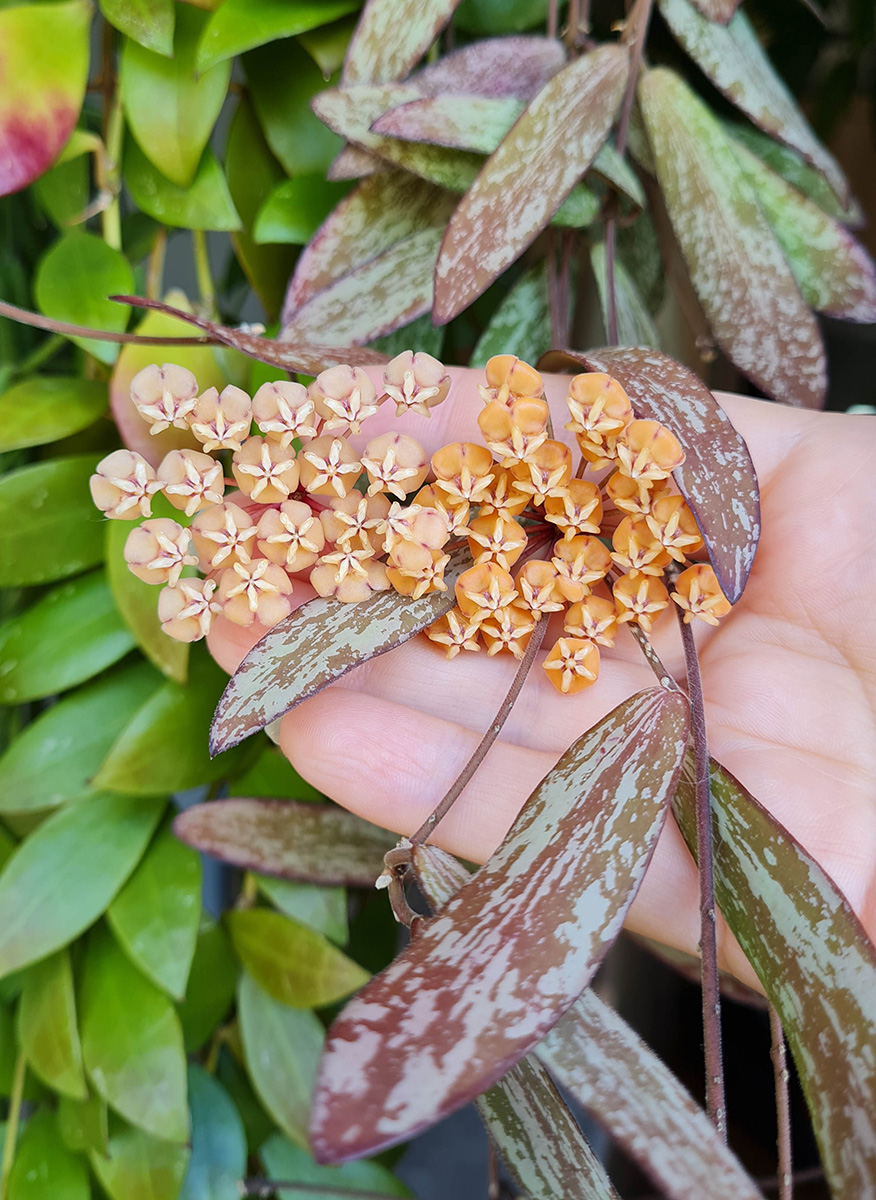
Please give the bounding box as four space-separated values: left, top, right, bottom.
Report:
208 367 876 989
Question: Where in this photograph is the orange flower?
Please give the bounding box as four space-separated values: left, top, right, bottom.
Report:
480 605 535 659
258 500 325 572
564 373 632 442
320 492 390 551
671 564 731 626
611 515 672 576
426 608 481 658
431 442 494 504
298 435 361 498
616 420 685 482
544 479 602 539
456 562 517 623
232 437 299 504
467 513 527 570
564 595 618 647
515 559 565 618
604 470 666 516
511 440 572 506
543 637 600 694
478 355 544 405
646 494 704 562
552 535 612 602
477 397 550 465
613 570 670 634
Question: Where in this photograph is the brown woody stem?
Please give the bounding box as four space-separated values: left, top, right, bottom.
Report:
0 298 213 346
769 1003 793 1200
677 611 726 1139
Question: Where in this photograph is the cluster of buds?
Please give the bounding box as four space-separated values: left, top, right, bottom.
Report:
423 357 731 695
90 353 451 641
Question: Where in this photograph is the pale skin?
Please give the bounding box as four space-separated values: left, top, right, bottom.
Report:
208 367 876 990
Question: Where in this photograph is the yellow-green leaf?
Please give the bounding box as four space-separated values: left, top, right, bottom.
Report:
89 1120 190 1200
0 377 106 452
18 949 86 1099
34 233 134 365
8 1110 89 1200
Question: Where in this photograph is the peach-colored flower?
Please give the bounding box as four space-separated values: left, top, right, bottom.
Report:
130 363 198 434
158 577 219 642
158 449 224 517
671 564 731 626
252 380 319 446
258 500 325 572
382 351 450 417
90 449 164 520
215 559 293 628
309 365 380 434
232 436 299 503
124 518 197 585
543 637 600 694
190 385 252 453
191 502 257 572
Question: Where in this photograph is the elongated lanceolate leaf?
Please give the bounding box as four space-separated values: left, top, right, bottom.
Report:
658 0 848 204
175 799 397 886
589 243 660 349
434 45 628 324
261 1133 411 1200
327 144 383 180
730 141 876 322
412 35 566 99
310 687 689 1162
538 346 758 604
210 545 471 754
343 0 463 84
639 69 826 409
673 757 876 1197
470 263 551 368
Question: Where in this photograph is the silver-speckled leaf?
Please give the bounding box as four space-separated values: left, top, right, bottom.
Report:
210 546 472 755
590 243 660 349
639 69 826 409
730 140 876 322
673 757 876 1196
309 687 689 1162
470 263 551 368
537 346 759 604
687 0 740 21
328 144 384 181
433 44 629 324
174 800 395 886
412 35 566 99
658 0 848 204
343 0 463 85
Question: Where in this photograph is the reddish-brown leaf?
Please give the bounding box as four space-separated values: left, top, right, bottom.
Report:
327 144 384 181
412 35 567 99
538 346 759 604
210 545 472 755
638 69 826 409
343 0 463 85
173 800 395 887
310 687 689 1162
433 44 629 324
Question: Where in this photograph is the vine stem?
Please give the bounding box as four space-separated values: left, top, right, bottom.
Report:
0 1051 26 1200
769 1003 793 1200
677 611 726 1139
0 298 213 346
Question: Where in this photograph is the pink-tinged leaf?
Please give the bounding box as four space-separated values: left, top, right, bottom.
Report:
310 688 689 1162
284 172 456 323
433 44 629 324
210 545 472 754
174 799 395 887
411 35 567 99
343 0 463 84
638 69 826 409
658 0 848 204
730 139 876 323
113 295 390 372
538 346 759 604
0 0 91 196
327 144 384 181
673 756 876 1197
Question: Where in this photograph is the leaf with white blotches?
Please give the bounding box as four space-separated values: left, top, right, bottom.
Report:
673 755 876 1197
590 243 660 349
412 35 566 99
343 0 463 84
687 0 740 20
658 0 847 204
470 263 551 368
210 545 472 754
433 44 629 324
310 687 689 1162
638 68 826 409
538 346 759 604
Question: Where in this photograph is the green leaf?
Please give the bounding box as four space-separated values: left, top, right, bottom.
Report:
590 242 660 349
0 455 104 587
227 909 367 1008
94 652 252 794
216 1046 276 1155
244 39 344 176
232 745 325 803
32 152 90 228
58 1090 109 1157
81 925 189 1143
179 1065 246 1200
0 793 164 977
237 971 324 1149
470 263 551 368
260 1133 412 1199
255 876 348 945
254 176 351 245
0 377 106 452
107 823 202 1001
0 0 91 196
8 1111 89 1200
100 0 175 56
17 949 86 1099
0 1000 16 1095
455 0 549 34
0 661 160 817
343 0 460 84
89 1119 190 1200
297 14 357 77
177 917 238 1053
0 570 136 704
124 141 242 232
198 0 359 71
121 5 231 188
34 233 135 365
369 311 444 359
106 515 189 684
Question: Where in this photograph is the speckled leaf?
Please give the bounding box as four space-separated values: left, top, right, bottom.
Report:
434 45 628 324
174 799 396 886
283 171 456 323
470 263 551 368
590 243 660 349
310 687 689 1162
197 0 359 72
639 68 826 409
343 0 463 84
0 0 91 196
673 756 876 1197
730 140 876 322
658 0 848 203
327 143 383 180
538 346 759 603
411 34 566 98
211 545 471 754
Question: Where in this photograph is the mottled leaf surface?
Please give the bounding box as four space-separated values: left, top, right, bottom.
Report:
210 545 471 754
673 757 876 1197
639 69 826 409
470 263 551 368
434 45 628 323
590 243 660 349
658 0 848 203
310 688 689 1161
539 346 758 604
411 35 566 99
343 0 463 84
175 799 396 886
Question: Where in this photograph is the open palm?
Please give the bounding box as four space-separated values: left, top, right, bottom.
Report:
209 368 876 987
